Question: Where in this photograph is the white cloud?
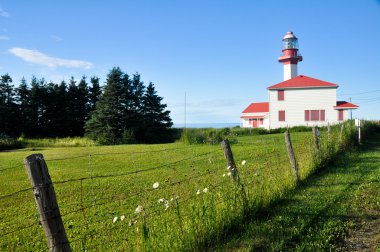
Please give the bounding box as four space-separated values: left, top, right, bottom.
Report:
0 8 10 17
9 47 93 69
50 35 63 42
0 36 9 40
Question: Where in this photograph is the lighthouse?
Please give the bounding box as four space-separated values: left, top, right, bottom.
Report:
278 31 303 81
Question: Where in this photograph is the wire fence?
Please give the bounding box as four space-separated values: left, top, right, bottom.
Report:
0 125 357 251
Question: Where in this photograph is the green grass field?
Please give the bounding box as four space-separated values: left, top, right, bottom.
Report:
213 131 380 251
0 123 360 251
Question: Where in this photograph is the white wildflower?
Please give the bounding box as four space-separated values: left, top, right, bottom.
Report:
222 173 226 177
171 195 179 201
227 166 231 170
120 215 125 221
164 200 169 210
158 198 165 204
196 189 201 195
203 188 208 193
135 205 143 214
153 182 160 189
241 160 246 166
129 220 137 227
227 172 232 177
112 216 118 223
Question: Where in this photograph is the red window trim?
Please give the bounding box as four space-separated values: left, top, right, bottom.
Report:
320 110 325 121
310 110 319 121
305 109 326 121
279 110 285 121
278 90 284 101
305 110 310 121
338 110 344 121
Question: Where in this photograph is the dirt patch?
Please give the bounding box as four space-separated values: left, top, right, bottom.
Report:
344 216 380 251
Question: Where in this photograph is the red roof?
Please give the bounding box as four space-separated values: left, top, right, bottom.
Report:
334 101 359 109
267 75 339 90
242 102 269 113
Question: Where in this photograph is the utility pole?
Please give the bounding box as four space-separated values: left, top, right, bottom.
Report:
184 92 187 130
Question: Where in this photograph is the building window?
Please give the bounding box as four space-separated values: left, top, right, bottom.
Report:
310 110 319 121
278 90 284 101
320 110 325 121
305 110 325 121
338 110 344 121
279 110 285 121
305 110 310 121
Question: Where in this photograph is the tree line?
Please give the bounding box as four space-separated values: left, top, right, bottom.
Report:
0 67 173 144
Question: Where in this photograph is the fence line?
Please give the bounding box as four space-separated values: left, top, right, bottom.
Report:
0 124 358 251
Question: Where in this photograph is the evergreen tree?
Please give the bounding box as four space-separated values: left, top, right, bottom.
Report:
0 74 17 136
128 73 145 141
89 76 102 111
56 81 69 136
85 67 127 144
85 67 173 144
42 81 68 137
75 76 90 135
28 77 41 137
140 82 173 143
66 76 89 136
15 77 32 136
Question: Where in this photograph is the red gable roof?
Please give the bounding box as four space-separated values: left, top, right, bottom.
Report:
242 102 269 113
267 75 339 90
334 101 359 109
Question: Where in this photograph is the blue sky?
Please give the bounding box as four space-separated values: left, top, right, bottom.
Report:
1 1 380 124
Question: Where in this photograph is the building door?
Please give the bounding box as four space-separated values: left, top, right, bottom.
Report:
338 110 344 121
253 119 258 127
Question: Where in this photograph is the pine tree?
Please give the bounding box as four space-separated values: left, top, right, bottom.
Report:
0 74 17 136
85 67 127 144
15 77 32 136
66 76 89 136
141 82 173 143
28 76 42 137
127 73 145 141
89 76 102 112
76 76 90 135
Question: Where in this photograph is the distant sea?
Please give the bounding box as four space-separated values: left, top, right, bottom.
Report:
172 123 240 128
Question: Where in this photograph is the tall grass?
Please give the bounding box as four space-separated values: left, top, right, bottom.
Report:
180 128 238 144
181 125 315 144
0 134 24 151
19 137 97 148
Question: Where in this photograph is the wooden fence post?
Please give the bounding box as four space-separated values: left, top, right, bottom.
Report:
24 154 71 252
312 127 320 150
221 140 238 181
221 140 249 212
340 123 345 145
327 123 331 137
284 130 300 184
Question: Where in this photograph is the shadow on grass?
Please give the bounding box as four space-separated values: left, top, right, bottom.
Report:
204 133 380 251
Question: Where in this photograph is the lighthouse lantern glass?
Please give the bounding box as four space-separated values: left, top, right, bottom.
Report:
282 38 298 50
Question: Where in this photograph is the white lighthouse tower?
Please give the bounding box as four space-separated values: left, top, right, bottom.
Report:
278 31 303 81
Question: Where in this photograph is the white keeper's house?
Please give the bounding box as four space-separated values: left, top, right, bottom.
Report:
241 31 359 129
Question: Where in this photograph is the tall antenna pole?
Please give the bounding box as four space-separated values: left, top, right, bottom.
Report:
184 92 187 130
